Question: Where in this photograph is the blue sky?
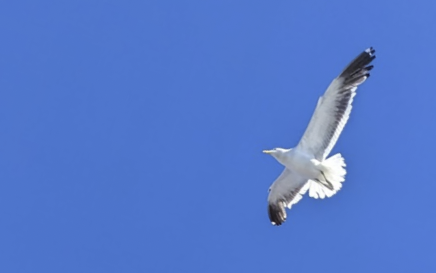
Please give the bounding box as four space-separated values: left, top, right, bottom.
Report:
1 1 435 272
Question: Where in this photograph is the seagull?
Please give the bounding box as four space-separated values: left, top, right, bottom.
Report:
263 47 375 226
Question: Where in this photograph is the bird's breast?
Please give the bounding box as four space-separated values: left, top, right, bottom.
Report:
284 150 320 179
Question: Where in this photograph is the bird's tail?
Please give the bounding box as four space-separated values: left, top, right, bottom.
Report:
306 154 346 199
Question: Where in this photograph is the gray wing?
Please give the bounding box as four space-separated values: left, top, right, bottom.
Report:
267 168 308 226
297 48 376 160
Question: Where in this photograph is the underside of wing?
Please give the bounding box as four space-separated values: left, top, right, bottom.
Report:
297 47 376 160
267 169 308 226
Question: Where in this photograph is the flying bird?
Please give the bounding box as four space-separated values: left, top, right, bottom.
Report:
263 47 375 226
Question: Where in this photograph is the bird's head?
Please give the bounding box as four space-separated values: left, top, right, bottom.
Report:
262 148 288 159
263 147 290 166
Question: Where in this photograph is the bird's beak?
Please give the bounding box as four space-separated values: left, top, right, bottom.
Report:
263 150 273 154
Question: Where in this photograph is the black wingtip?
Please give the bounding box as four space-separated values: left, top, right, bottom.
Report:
366 47 376 55
338 47 376 86
268 202 287 226
341 48 376 75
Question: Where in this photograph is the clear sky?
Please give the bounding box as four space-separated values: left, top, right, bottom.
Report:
1 1 435 272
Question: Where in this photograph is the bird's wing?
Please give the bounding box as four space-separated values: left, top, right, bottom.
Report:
297 47 376 160
267 168 308 226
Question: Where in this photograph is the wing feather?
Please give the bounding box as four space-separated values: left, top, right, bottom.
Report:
267 169 308 226
297 47 376 160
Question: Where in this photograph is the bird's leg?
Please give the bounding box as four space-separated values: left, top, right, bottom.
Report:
320 171 334 190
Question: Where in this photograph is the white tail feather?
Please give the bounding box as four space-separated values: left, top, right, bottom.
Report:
307 153 346 199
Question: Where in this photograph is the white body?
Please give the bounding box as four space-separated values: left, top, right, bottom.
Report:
276 148 321 179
